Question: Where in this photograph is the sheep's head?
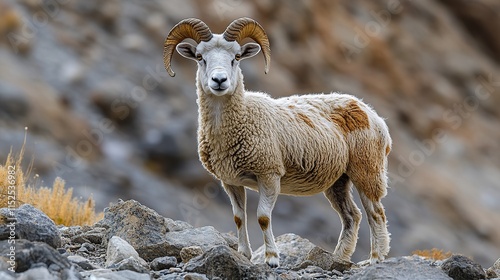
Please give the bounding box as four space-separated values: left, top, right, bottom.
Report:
163 18 270 96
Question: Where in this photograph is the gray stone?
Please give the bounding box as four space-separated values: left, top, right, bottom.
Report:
184 272 209 280
349 256 453 280
252 233 316 268
71 227 106 244
82 269 150 280
150 256 177 271
111 257 150 273
488 258 500 279
303 246 352 272
164 218 194 232
67 255 100 270
163 226 228 260
494 258 500 270
105 236 144 267
180 246 204 263
0 271 15 280
185 245 274 279
0 239 71 273
98 200 169 261
0 204 61 248
441 255 486 280
17 266 57 280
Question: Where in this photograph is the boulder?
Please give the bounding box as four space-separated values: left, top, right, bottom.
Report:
180 246 204 263
185 245 274 279
67 255 100 270
252 233 315 268
302 246 352 272
97 200 170 261
349 256 453 280
81 268 150 280
0 204 61 248
441 255 486 280
0 239 71 273
104 235 149 274
16 267 58 280
150 256 177 271
164 226 227 260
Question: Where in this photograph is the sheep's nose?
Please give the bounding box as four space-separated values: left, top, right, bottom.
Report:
211 74 227 86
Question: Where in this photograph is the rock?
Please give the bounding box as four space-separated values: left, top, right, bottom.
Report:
81 268 150 280
180 246 204 263
163 226 228 260
70 227 106 244
110 257 149 274
105 236 147 268
184 273 209 280
0 271 15 280
185 245 274 279
486 258 500 278
67 255 100 270
348 256 453 280
16 266 58 280
303 246 352 272
98 200 169 261
0 204 61 248
441 255 486 280
164 218 194 232
150 256 177 271
0 239 71 273
252 233 316 268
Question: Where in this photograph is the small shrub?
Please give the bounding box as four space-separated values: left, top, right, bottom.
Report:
412 248 453 260
0 145 103 226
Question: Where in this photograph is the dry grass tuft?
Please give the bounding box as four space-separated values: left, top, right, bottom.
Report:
0 143 103 226
412 248 453 260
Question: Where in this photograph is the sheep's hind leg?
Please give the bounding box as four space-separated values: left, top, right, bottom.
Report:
222 183 252 259
352 174 390 264
324 173 362 263
256 174 281 268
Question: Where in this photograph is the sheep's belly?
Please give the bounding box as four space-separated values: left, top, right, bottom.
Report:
279 170 341 196
231 169 342 196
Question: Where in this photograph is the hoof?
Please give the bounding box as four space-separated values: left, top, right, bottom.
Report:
265 251 280 268
266 255 279 268
238 248 252 260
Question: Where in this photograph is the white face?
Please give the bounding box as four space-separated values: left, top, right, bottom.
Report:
176 34 261 96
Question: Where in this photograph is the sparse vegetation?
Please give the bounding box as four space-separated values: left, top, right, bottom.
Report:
413 248 453 260
0 144 103 226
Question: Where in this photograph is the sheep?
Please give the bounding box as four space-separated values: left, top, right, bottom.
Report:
163 17 392 268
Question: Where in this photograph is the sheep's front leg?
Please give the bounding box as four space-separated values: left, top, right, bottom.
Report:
222 183 252 259
257 174 281 268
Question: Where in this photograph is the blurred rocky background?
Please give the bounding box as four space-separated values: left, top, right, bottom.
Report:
0 0 499 267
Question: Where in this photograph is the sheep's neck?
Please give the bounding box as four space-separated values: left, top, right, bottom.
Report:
197 81 245 134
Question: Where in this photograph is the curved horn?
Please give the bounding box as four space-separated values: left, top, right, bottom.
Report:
163 18 213 77
223 17 271 74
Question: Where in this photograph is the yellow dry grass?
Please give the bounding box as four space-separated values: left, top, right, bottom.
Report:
412 248 453 260
0 144 103 226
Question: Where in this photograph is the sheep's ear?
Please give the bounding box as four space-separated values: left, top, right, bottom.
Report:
176 42 198 61
240 43 261 60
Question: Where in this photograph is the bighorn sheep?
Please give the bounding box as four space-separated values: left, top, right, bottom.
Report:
163 18 391 268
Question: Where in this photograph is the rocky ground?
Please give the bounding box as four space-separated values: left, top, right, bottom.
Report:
1 0 500 269
1 201 499 279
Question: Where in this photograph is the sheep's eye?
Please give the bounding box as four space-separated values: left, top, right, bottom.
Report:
235 54 241 61
196 54 203 61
